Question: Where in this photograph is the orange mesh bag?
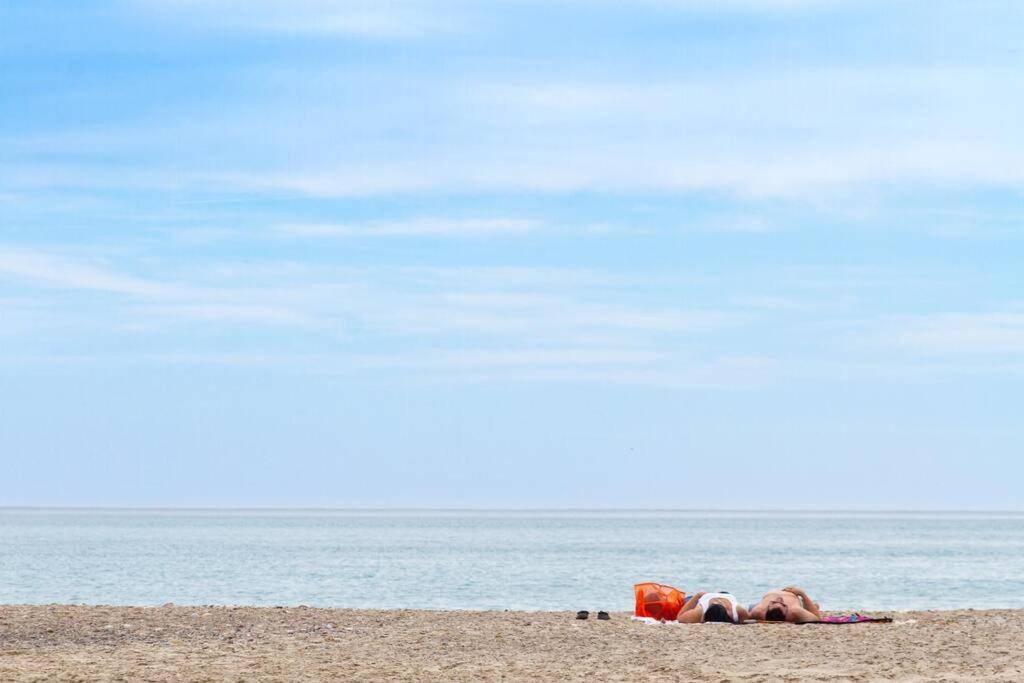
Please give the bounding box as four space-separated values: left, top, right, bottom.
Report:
634 582 686 621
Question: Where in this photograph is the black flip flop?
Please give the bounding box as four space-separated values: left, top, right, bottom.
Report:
576 610 589 620
597 611 610 620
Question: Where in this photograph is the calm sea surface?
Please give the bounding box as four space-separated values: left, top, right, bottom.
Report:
1 509 1022 611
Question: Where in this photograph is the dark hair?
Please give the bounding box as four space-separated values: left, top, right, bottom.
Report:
703 603 733 623
766 607 785 622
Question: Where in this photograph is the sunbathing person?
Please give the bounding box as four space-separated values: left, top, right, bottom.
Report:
676 591 749 623
749 586 821 623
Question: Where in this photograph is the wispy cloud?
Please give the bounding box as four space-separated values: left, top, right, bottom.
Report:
0 249 185 298
129 303 316 327
694 213 774 233
0 349 788 389
131 0 461 38
872 313 1024 354
5 246 1022 385
0 248 751 377
7 64 1022 201
632 0 843 9
277 217 538 238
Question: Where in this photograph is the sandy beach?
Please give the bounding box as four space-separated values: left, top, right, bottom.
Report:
0 605 1020 681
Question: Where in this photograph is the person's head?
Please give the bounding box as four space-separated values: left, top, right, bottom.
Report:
703 603 735 623
764 595 789 622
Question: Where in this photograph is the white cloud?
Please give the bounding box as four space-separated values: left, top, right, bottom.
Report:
453 68 1024 197
698 214 774 233
5 65 1021 200
130 0 460 38
0 249 185 298
91 350 781 388
0 248 747 364
0 249 329 330
182 134 1024 201
874 313 1024 355
404 266 637 288
352 348 667 369
631 0 842 8
732 295 806 311
396 353 782 387
130 0 839 43
8 248 1023 384
278 217 538 238
130 304 315 327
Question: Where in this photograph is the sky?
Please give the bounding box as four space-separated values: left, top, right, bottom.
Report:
1 0 1022 509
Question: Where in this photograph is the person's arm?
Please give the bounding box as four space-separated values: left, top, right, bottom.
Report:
783 587 821 618
736 603 751 622
676 606 705 623
789 607 820 623
676 592 705 623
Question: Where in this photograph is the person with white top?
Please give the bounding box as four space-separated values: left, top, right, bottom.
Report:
676 591 749 623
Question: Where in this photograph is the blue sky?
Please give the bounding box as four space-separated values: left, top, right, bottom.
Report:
2 1 1022 508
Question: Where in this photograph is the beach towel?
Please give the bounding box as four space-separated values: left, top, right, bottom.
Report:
816 614 893 624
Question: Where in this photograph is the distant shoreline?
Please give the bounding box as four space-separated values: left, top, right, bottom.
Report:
4 506 1024 514
5 603 1019 614
1 605 1020 681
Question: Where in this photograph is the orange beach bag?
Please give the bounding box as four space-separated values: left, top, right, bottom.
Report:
634 582 686 621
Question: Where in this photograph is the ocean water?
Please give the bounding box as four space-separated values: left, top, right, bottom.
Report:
1 509 1022 612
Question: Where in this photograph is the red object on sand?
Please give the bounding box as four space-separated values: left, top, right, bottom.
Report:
634 582 686 621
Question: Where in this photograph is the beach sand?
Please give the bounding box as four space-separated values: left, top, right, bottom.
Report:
1 605 1021 681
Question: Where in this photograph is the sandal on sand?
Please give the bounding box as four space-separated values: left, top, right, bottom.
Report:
576 610 589 620
597 611 610 620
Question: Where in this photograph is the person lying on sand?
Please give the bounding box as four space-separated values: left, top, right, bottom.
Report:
676 591 750 623
749 586 821 623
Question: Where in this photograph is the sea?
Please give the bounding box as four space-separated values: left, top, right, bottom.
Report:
1 509 1022 612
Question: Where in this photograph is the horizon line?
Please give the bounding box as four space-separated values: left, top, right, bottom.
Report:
2 506 1022 514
